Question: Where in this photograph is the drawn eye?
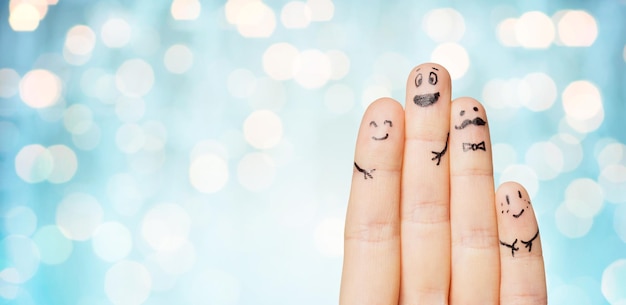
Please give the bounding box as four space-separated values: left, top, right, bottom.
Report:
384 120 392 127
369 121 378 127
460 110 465 116
429 71 438 85
473 107 479 112
415 73 423 87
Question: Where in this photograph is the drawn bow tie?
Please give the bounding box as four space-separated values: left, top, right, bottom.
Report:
463 141 486 151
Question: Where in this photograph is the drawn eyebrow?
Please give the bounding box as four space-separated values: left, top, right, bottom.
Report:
416 68 421 72
384 120 392 127
369 121 377 127
432 67 439 71
506 195 510 205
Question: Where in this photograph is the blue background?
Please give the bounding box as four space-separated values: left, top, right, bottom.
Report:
1 0 626 304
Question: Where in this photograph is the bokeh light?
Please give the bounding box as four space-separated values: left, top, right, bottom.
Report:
2 2 625 304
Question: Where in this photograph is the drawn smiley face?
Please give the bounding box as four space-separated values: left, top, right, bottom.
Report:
369 120 392 140
413 66 440 107
500 189 532 219
454 106 486 130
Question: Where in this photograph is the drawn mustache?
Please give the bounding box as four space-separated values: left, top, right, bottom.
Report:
454 117 486 130
413 92 440 107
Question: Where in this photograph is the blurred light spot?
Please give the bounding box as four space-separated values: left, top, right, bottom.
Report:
142 121 167 151
105 261 152 305
63 104 93 135
56 193 104 241
555 202 592 238
624 45 626 62
492 143 517 173
518 72 557 111
101 18 131 48
92 222 132 262
314 217 344 257
115 96 145 123
562 80 602 121
72 123 101 150
423 8 465 42
171 0 201 20
550 284 592 305
187 269 240 305
266 138 294 167
107 173 145 216
142 203 190 252
281 1 312 29
326 50 350 80
525 141 564 180
556 10 597 47
550 133 583 172
0 283 19 300
307 0 333 21
47 144 78 184
263 42 298 81
565 178 604 218
164 44 193 74
153 241 196 275
10 0 48 19
563 80 604 133
15 144 53 183
9 3 40 31
129 150 165 174
237 152 276 191
602 259 626 304
482 78 508 109
598 142 625 169
189 154 229 193
614 204 626 243
499 164 539 198
56 193 103 241
431 43 469 80
19 69 61 108
361 85 391 108
0 68 20 98
227 68 257 98
4 206 37 236
116 59 155 97
116 123 145 154
36 97 65 122
293 49 332 89
599 164 626 204
515 11 554 49
324 84 354 114
496 18 519 47
0 236 40 283
32 225 73 265
234 1 276 38
63 25 96 65
250 77 287 111
143 256 177 292
243 110 283 149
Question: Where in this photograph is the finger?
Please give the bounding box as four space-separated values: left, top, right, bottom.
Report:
449 97 499 304
496 182 547 304
400 63 451 304
340 98 404 305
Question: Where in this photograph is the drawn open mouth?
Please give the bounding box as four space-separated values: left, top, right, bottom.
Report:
513 209 525 218
372 134 389 141
413 92 440 107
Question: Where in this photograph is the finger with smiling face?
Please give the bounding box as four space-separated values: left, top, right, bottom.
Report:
449 97 500 304
496 182 547 304
340 98 405 305
400 63 452 304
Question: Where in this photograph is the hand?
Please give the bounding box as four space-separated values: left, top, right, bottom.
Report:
339 63 547 304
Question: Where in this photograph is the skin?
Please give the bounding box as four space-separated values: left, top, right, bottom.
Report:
339 63 547 305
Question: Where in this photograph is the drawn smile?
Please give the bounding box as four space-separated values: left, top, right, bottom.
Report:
512 209 525 218
372 134 389 141
454 117 486 129
413 92 440 107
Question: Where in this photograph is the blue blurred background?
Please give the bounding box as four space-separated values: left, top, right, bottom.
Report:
1 0 626 304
